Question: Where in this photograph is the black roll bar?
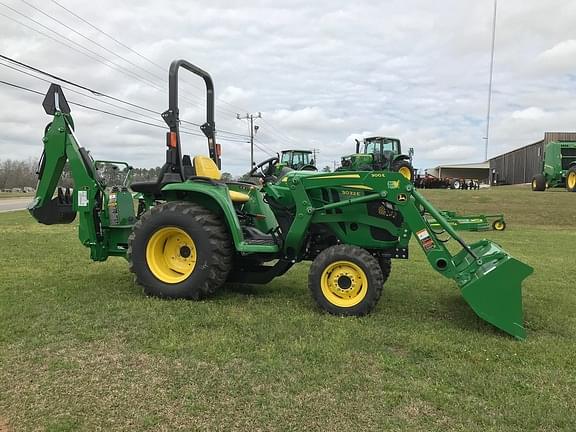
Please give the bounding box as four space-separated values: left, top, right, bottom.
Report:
161 59 220 175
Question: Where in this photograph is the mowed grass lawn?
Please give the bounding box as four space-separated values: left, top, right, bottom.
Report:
1 186 575 431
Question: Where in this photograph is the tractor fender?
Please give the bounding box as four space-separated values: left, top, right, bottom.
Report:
160 181 244 249
393 155 411 162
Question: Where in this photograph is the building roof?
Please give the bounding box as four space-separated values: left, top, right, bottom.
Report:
431 162 489 170
489 131 576 160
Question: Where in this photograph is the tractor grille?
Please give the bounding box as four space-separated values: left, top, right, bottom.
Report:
561 148 576 170
562 159 576 170
561 148 576 157
366 200 402 242
366 200 403 227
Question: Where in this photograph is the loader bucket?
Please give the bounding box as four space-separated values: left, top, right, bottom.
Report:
453 240 533 340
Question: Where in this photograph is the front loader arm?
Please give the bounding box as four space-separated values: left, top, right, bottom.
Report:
270 171 533 339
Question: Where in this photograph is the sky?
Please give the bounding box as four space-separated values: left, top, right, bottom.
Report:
1 0 576 175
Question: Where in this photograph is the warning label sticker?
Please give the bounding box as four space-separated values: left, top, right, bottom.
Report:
78 190 88 207
416 229 435 252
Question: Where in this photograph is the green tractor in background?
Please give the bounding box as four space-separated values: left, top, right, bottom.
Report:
278 150 317 171
29 59 533 340
531 141 576 192
338 136 414 181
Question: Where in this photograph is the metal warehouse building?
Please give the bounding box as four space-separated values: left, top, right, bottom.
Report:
489 132 576 185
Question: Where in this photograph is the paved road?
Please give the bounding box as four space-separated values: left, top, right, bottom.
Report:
0 197 32 213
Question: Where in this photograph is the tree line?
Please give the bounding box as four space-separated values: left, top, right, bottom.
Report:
0 158 236 190
0 157 329 190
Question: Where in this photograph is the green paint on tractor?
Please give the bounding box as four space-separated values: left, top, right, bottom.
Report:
531 141 576 192
28 60 533 340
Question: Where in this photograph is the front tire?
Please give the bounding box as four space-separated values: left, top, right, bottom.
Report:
127 201 232 299
532 174 546 191
308 245 384 316
566 167 576 192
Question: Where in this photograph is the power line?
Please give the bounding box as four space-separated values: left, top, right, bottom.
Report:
50 0 162 71
48 0 245 119
0 54 158 114
2 2 296 147
0 54 250 140
0 4 215 116
237 112 267 169
0 78 249 144
17 0 164 84
0 2 163 90
50 0 304 131
18 0 246 121
253 137 277 157
33 0 299 145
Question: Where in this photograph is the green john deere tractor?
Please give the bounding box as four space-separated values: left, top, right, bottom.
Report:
278 150 317 171
29 59 533 339
338 136 414 181
532 141 576 192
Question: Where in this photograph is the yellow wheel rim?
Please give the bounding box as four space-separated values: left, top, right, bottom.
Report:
320 260 368 308
145 227 197 284
568 171 576 189
398 166 412 180
494 221 505 231
532 180 536 189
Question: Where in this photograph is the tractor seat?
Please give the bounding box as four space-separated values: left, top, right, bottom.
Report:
193 156 250 203
130 163 178 196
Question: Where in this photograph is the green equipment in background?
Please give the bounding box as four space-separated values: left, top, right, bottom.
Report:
531 141 576 192
429 211 506 232
277 150 317 171
29 60 533 340
338 136 414 181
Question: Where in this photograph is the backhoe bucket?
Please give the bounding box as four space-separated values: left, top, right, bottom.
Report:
453 240 533 340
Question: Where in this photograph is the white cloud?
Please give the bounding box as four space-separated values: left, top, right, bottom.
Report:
0 0 575 175
511 107 549 120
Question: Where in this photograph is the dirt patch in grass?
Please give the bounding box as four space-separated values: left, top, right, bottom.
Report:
0 418 11 432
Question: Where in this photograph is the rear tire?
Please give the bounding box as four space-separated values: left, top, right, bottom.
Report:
532 174 546 191
127 201 232 299
566 167 576 192
308 245 384 316
391 160 413 182
450 179 461 190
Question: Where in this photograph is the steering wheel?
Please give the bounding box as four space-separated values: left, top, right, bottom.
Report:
249 156 279 180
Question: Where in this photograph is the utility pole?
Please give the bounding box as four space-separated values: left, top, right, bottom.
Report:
484 0 498 161
312 148 319 163
236 112 262 170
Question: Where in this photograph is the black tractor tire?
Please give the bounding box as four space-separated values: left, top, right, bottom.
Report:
531 174 546 191
391 160 414 182
308 245 384 316
566 167 576 192
376 255 392 284
127 201 232 300
450 179 461 190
